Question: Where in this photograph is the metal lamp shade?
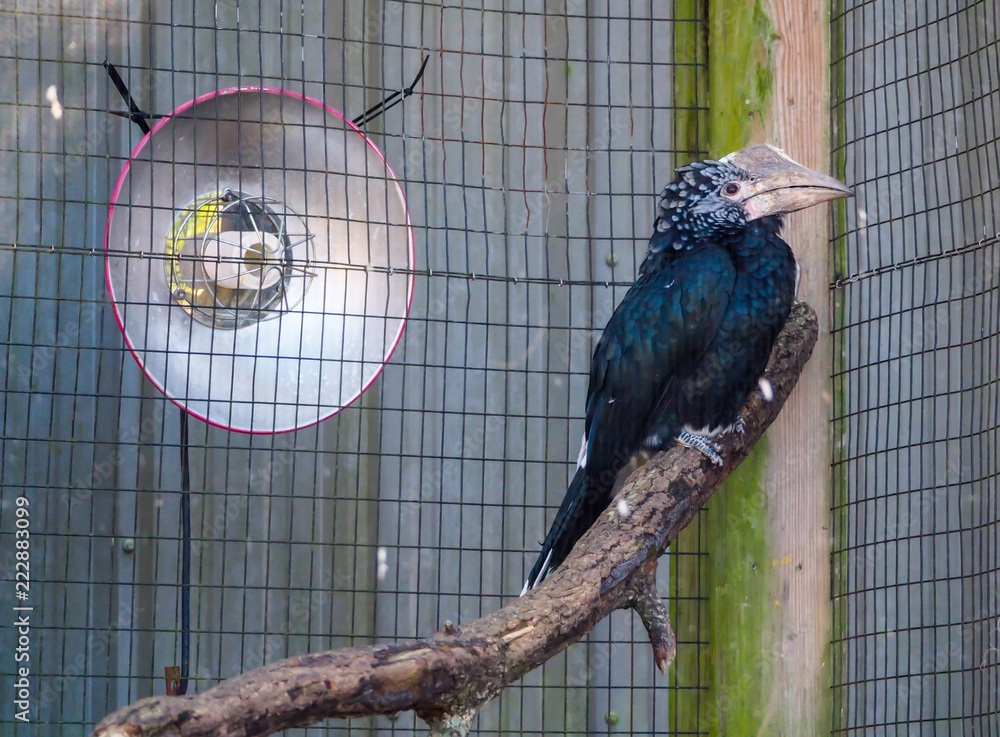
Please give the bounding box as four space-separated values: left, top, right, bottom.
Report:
105 88 413 433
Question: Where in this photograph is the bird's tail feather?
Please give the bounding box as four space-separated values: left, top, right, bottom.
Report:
522 467 598 594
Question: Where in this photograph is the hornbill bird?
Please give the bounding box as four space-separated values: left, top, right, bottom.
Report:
522 144 851 593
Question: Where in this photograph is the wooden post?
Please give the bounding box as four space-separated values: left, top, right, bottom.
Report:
703 0 834 734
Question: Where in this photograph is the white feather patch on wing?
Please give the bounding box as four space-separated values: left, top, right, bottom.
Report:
521 548 556 596
577 434 588 469
539 548 553 581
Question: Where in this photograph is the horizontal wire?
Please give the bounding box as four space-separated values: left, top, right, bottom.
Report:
0 242 636 289
831 231 1000 288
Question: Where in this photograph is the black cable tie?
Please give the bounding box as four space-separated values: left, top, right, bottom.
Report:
352 54 430 128
108 109 152 121
104 60 152 135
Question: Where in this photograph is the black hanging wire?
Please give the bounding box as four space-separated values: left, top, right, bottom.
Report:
105 55 430 133
351 54 429 128
103 60 152 135
105 59 190 696
103 55 428 698
178 413 191 696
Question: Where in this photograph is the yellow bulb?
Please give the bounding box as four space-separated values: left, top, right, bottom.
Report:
168 193 223 244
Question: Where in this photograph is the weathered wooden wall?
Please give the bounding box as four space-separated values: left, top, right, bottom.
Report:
0 2 707 735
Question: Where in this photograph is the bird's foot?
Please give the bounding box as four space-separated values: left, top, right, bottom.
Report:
733 416 747 436
677 430 724 466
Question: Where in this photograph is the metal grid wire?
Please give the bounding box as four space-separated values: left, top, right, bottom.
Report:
0 2 709 735
830 0 1000 734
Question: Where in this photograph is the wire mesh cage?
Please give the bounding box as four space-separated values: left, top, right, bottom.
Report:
831 0 1000 733
1 2 709 735
1 1 998 737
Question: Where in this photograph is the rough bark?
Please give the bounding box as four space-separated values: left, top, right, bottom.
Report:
92 300 818 737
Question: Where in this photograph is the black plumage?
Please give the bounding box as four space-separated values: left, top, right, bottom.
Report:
523 145 850 592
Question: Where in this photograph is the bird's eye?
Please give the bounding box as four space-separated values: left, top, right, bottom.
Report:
723 182 741 196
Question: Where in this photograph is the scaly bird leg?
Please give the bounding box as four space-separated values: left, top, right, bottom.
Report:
676 430 724 466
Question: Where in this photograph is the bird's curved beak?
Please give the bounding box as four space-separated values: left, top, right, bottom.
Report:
723 143 853 221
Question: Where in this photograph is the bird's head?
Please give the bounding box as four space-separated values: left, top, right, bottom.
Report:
654 143 852 248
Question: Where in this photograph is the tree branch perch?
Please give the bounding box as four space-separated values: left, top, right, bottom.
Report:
93 300 819 737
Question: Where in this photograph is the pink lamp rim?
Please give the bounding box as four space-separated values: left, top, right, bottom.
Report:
104 86 415 434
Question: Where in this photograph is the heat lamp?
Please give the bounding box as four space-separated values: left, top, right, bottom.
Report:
105 87 413 433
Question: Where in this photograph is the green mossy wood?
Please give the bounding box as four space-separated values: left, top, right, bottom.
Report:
705 1 783 735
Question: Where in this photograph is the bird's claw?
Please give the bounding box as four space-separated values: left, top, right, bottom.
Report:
733 417 747 436
677 430 724 466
